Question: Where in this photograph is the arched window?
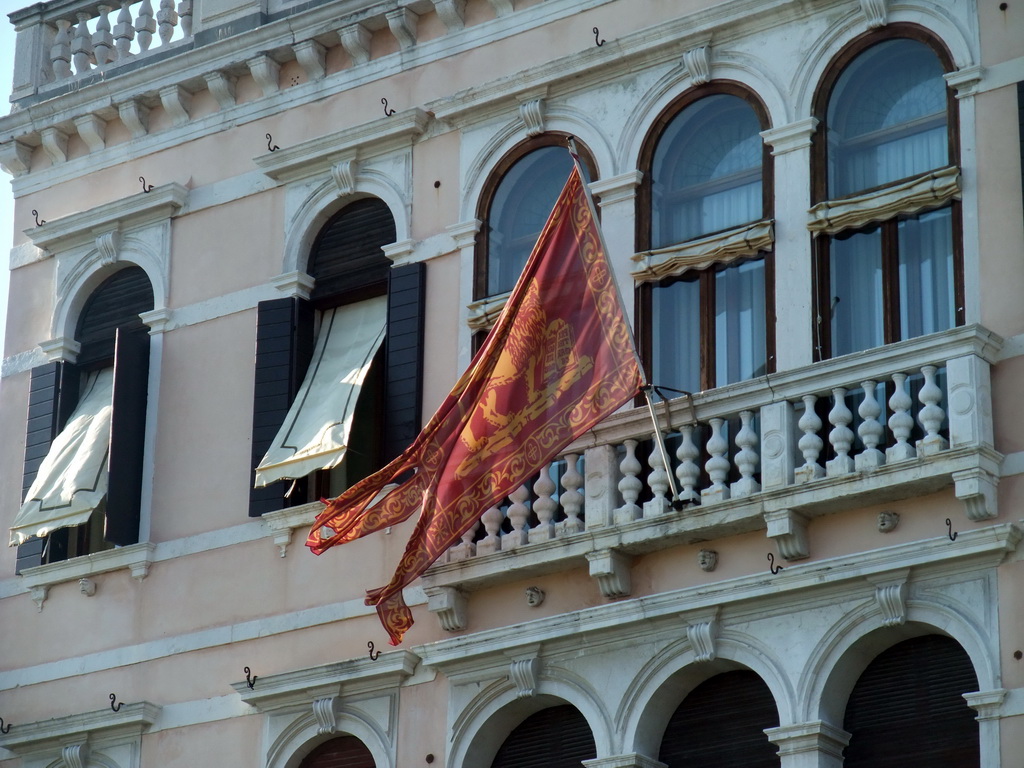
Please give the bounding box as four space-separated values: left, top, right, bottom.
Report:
638 85 774 393
490 704 596 768
14 266 154 569
299 735 375 768
842 634 979 766
249 198 425 515
812 29 962 359
475 135 596 301
658 670 780 767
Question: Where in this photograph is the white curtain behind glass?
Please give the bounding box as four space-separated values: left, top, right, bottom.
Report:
652 277 700 393
715 260 766 386
898 208 955 339
830 228 884 357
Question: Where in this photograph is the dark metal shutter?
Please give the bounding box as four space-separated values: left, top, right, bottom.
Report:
299 735 376 768
16 362 80 573
842 634 979 768
248 297 314 516
104 326 150 546
76 266 154 366
310 199 395 304
490 704 596 768
658 670 780 768
1018 81 1024 219
383 262 425 462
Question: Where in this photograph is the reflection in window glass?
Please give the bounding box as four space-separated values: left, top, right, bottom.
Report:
830 227 883 357
652 94 763 248
715 259 766 386
828 39 947 197
898 207 955 340
487 146 579 296
652 275 700 393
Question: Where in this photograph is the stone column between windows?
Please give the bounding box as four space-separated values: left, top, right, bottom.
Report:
139 307 171 545
448 218 482 372
760 118 818 372
764 720 850 768
589 171 642 324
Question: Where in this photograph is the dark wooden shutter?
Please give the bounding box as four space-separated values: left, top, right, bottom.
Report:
16 362 79 573
299 735 375 768
842 634 979 768
490 705 596 768
76 266 154 366
383 262 425 462
249 297 314 516
104 326 150 546
310 199 395 304
658 670 780 768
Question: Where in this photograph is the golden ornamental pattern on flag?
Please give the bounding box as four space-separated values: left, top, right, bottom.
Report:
306 164 643 645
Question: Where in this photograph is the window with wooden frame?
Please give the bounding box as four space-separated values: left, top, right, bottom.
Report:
249 198 426 515
636 84 775 393
810 27 964 360
13 266 153 571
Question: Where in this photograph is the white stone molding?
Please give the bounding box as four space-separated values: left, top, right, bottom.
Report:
340 23 372 66
293 39 327 80
158 84 192 126
487 0 514 16
466 290 509 332
807 166 960 235
425 585 468 632
945 65 985 99
508 655 541 698
312 696 338 735
764 508 810 561
963 688 1007 720
682 43 711 85
632 220 773 283
0 139 33 177
116 98 150 138
386 9 418 51
760 117 819 156
0 702 159 768
247 53 281 96
953 467 999 521
94 228 120 266
859 0 887 28
262 501 321 557
19 542 156 610
516 87 547 137
447 218 481 249
433 0 467 32
587 548 632 597
381 239 416 266
140 307 172 335
583 755 667 768
270 270 316 301
331 155 360 196
765 721 850 765
203 70 237 109
41 126 69 165
683 608 720 662
867 571 909 627
38 336 82 363
73 114 107 154
590 170 643 207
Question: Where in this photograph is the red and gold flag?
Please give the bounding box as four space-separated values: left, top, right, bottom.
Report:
307 164 644 645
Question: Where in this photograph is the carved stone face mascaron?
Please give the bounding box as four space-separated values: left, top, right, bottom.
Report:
878 511 900 533
697 549 718 572
525 586 545 607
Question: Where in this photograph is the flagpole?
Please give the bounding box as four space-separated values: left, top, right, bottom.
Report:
566 138 683 509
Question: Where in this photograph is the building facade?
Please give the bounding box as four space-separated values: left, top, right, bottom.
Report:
1 0 1023 766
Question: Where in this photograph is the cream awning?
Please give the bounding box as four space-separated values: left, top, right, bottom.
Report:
9 368 113 547
255 296 387 487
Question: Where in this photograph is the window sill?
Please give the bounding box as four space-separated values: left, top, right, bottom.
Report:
263 501 323 558
19 541 156 611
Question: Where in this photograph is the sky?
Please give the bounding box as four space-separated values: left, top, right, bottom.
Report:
0 0 17 365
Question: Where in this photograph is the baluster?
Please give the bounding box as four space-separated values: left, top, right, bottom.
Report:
794 395 825 483
72 12 94 74
731 410 760 496
157 0 178 46
177 0 193 37
559 453 584 535
529 465 557 543
504 484 530 549
916 365 948 456
855 380 885 470
886 372 916 462
114 1 135 58
826 387 855 476
643 434 671 516
136 0 156 52
51 19 73 79
675 424 701 504
613 439 643 524
476 505 503 555
447 519 477 562
93 6 115 65
702 418 730 503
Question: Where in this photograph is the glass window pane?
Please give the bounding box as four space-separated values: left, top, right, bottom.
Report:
715 258 766 386
828 39 948 198
898 207 955 339
488 146 580 296
652 277 700 393
652 94 763 247
830 228 883 356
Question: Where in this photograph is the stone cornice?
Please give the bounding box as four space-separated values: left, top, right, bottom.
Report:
0 702 160 756
20 542 157 610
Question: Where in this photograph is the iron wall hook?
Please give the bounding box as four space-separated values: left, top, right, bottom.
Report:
946 518 958 541
139 176 154 193
381 97 396 117
109 693 123 712
266 133 280 152
32 209 46 227
244 666 257 689
593 26 606 46
767 552 783 575
368 641 381 661
0 717 10 734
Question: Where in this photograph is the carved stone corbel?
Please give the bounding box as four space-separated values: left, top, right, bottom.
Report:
117 98 150 138
0 140 33 177
510 656 541 698
159 84 192 126
425 586 468 631
868 572 909 627
683 608 720 662
95 228 120 266
859 0 887 28
247 54 281 96
587 549 632 597
764 508 809 561
74 114 107 154
518 96 546 137
204 71 237 109
331 156 360 196
433 0 467 32
682 44 711 85
312 696 338 735
41 127 69 165
953 468 998 521
386 9 418 50
30 585 49 612
294 40 327 80
61 741 90 768
340 24 372 66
